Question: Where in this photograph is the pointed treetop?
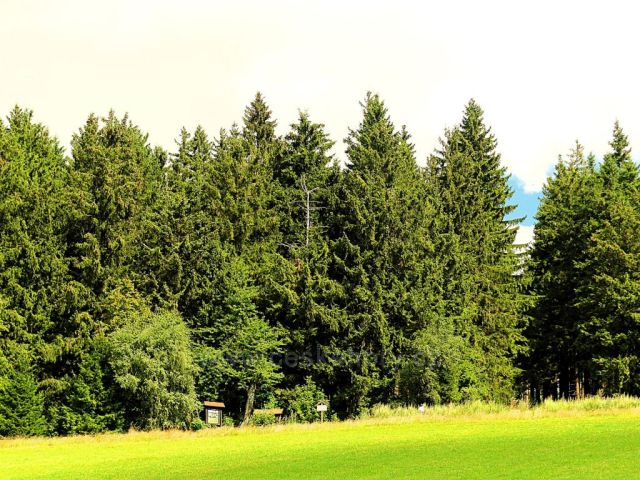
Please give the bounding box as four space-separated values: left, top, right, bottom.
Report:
600 120 639 189
288 110 333 143
6 106 57 147
242 91 277 149
566 140 587 169
461 98 485 129
191 125 212 156
346 92 398 154
609 120 632 166
459 98 496 151
463 98 484 117
342 92 420 192
172 125 212 177
277 110 334 188
7 105 34 129
360 92 390 129
286 110 334 157
173 127 192 168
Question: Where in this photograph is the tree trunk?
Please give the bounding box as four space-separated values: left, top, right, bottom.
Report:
559 368 569 399
242 383 257 425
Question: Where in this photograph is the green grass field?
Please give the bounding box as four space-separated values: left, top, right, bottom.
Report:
2 407 640 479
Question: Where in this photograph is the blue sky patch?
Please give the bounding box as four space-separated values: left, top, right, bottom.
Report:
508 177 541 227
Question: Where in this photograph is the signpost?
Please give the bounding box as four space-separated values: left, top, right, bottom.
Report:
316 402 328 423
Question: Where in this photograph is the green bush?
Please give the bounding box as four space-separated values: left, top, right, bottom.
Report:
277 377 327 423
108 310 199 430
222 416 235 427
397 324 472 406
190 418 205 431
252 413 276 426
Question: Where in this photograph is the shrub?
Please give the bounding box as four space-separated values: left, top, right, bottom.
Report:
190 418 205 431
277 377 327 423
252 413 276 426
108 310 199 430
223 416 235 427
398 324 471 406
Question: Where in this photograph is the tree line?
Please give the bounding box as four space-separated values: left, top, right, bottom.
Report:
0 92 637 436
526 125 640 401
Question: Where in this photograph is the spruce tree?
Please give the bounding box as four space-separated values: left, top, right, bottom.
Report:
270 111 341 396
527 143 597 400
427 100 526 401
325 93 427 416
48 111 166 432
243 92 278 152
68 111 164 311
0 351 47 436
576 123 640 395
168 95 286 420
274 111 334 247
0 107 114 434
163 126 218 319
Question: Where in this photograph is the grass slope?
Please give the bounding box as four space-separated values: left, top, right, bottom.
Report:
2 410 640 479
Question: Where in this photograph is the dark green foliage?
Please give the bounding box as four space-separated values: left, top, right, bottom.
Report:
163 125 220 324
14 92 640 434
190 418 205 431
576 124 640 395
0 107 98 434
269 111 342 407
274 111 335 246
324 93 429 416
527 143 599 399
68 111 164 311
243 92 278 152
162 94 287 424
0 349 47 436
218 286 285 424
426 100 527 401
43 338 122 435
527 123 640 400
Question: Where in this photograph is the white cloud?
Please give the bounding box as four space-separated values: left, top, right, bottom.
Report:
2 0 640 193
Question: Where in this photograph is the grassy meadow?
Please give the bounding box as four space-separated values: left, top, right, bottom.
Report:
2 399 640 479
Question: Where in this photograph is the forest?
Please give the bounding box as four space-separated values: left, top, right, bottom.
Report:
0 92 638 436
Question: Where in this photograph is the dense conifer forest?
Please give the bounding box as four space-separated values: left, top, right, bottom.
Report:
1 93 638 435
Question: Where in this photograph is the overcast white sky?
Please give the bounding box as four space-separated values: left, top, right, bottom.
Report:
2 0 639 246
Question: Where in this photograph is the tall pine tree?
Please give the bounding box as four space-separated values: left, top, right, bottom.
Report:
576 123 640 395
527 142 597 400
427 100 526 401
326 93 427 416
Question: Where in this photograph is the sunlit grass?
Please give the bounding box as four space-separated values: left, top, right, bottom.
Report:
363 395 640 419
2 398 640 479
